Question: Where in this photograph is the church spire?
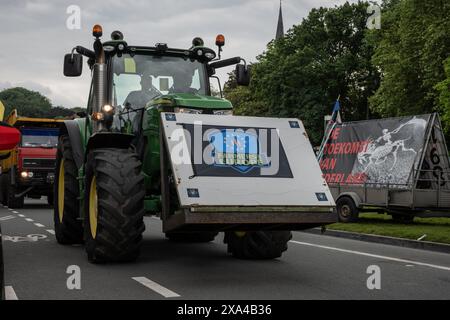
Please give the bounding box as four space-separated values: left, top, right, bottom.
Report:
275 0 284 40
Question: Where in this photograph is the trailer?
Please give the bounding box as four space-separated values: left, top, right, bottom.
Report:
319 113 450 222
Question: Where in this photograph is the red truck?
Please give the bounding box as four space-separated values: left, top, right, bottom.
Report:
0 110 63 208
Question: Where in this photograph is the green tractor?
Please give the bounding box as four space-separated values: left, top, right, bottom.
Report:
55 25 336 263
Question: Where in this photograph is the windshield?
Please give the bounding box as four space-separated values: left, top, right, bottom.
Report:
20 128 59 148
112 54 207 109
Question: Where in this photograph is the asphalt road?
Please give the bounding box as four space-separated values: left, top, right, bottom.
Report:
1 198 449 300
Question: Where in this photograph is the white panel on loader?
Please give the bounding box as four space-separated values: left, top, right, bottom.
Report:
161 113 335 209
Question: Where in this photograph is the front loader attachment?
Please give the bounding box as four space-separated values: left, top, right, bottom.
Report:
160 113 337 232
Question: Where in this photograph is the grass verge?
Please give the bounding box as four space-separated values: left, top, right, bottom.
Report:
327 213 450 244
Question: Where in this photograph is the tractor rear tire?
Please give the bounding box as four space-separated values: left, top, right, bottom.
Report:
84 148 145 263
54 135 83 244
165 231 218 243
336 196 359 223
224 231 292 259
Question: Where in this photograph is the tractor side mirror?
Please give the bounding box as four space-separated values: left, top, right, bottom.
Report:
236 64 250 86
64 53 83 77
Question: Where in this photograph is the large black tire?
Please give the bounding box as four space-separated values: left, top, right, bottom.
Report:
84 148 145 263
224 231 292 259
336 196 359 223
165 231 218 243
6 178 24 209
54 135 83 244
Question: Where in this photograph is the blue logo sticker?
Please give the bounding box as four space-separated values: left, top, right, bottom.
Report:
289 121 300 128
207 129 270 174
315 192 328 201
165 113 176 121
187 188 199 198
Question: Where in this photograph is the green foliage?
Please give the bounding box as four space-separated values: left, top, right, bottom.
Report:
435 58 450 134
0 87 85 119
0 87 52 118
225 1 380 145
370 0 450 120
225 0 450 145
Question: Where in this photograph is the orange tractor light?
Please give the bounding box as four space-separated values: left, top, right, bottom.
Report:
215 34 225 47
93 24 103 38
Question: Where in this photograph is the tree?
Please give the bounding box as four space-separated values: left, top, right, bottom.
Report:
0 87 85 119
435 57 450 135
370 0 450 121
0 87 52 118
225 1 380 145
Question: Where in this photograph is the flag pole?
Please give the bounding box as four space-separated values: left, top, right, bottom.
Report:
317 95 341 162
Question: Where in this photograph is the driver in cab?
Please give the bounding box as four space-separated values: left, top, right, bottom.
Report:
124 74 160 109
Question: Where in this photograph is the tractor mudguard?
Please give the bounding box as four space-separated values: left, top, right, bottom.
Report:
61 119 85 170
86 132 135 152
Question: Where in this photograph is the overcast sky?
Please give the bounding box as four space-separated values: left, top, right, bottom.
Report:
0 0 360 108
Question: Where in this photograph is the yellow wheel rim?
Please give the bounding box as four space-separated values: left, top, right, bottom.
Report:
58 160 65 223
235 231 246 238
89 176 98 239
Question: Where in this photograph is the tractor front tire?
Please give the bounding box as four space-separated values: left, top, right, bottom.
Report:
224 231 292 259
84 148 145 263
54 135 83 244
165 231 218 243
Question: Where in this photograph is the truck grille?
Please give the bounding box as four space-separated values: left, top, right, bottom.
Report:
23 158 56 169
32 171 49 183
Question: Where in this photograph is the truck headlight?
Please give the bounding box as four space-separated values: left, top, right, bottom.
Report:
213 110 233 115
174 107 202 114
21 171 33 178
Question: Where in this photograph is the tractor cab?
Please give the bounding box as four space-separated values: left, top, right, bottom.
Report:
64 25 249 132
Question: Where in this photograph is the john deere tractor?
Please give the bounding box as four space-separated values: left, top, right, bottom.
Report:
55 25 336 263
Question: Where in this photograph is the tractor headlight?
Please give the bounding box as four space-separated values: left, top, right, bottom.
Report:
213 110 233 115
102 104 114 113
174 107 202 114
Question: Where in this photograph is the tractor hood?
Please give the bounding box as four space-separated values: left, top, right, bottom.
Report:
149 93 232 110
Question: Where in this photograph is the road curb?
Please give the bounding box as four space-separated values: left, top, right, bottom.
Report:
301 228 450 254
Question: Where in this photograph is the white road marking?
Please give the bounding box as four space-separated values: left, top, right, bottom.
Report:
5 286 19 300
25 218 34 222
132 277 180 298
12 211 18 214
0 215 15 221
290 240 450 272
7 208 12 211
34 223 45 228
18 214 25 217
46 229 55 235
